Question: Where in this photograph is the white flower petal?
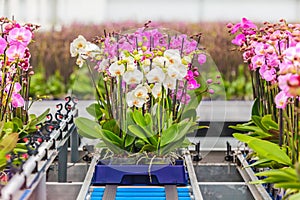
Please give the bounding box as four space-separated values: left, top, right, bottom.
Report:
146 67 166 83
163 76 176 90
151 83 163 99
123 69 143 84
167 64 187 80
109 62 125 77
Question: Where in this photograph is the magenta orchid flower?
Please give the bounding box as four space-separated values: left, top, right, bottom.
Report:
187 78 200 90
229 17 257 34
232 34 246 46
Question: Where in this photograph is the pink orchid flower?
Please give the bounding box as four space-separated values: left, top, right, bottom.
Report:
259 65 276 82
0 37 7 54
6 45 26 61
198 54 206 65
287 74 300 96
251 55 265 69
275 91 289 109
7 27 32 47
11 93 25 108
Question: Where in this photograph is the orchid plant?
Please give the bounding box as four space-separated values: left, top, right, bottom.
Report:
228 18 300 199
71 23 212 156
0 17 49 175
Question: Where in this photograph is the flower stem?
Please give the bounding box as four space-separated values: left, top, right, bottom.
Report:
172 81 179 120
157 99 161 156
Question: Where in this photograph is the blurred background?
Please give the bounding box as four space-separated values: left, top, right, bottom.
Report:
0 0 299 100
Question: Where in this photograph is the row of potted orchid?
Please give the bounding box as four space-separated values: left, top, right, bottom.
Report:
228 18 300 199
0 17 49 187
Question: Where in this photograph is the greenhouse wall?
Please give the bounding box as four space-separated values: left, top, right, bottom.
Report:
0 0 299 30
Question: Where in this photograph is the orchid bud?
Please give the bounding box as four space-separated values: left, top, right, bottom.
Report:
208 89 215 94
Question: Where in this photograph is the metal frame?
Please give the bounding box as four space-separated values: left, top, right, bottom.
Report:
0 108 78 200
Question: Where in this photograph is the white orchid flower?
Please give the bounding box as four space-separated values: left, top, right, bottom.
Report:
124 56 136 71
126 91 145 108
141 58 151 73
146 67 165 83
123 69 143 84
84 42 100 59
164 49 181 66
152 56 169 68
151 83 163 99
126 85 148 108
98 59 109 72
163 75 176 90
76 56 85 68
142 58 151 67
133 84 149 99
70 35 88 57
109 62 125 77
167 64 187 80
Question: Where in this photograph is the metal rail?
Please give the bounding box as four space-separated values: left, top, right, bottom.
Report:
76 154 100 200
235 153 272 200
183 150 203 200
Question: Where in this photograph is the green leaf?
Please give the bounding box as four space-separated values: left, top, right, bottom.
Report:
3 121 16 134
160 121 193 148
233 133 292 166
261 115 279 130
135 139 145 149
252 115 268 132
126 109 135 126
160 137 189 155
12 117 23 130
102 119 120 135
74 117 102 139
94 126 123 154
255 169 297 183
28 108 50 127
160 124 178 147
181 109 197 121
181 138 191 147
86 103 103 120
101 129 123 146
0 158 7 170
95 141 107 149
230 125 271 138
132 109 147 127
128 125 149 143
124 134 135 147
139 144 157 153
251 98 260 116
288 192 300 200
248 158 272 168
144 113 153 127
274 182 300 190
0 132 18 157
